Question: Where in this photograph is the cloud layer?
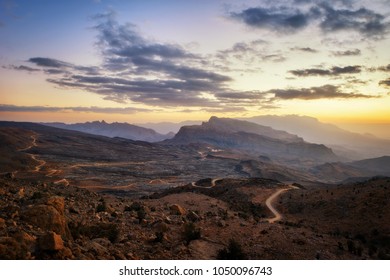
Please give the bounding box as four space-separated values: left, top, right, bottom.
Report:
5 6 384 112
0 104 150 114
230 1 390 37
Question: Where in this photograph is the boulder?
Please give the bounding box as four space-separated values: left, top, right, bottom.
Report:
169 204 186 216
38 232 64 251
46 196 65 215
187 211 201 222
22 196 71 239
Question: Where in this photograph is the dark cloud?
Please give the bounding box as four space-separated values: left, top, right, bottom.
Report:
230 7 310 32
379 78 390 87
4 65 40 72
28 57 71 68
291 47 318 53
23 13 233 108
229 2 389 37
43 69 70 75
290 65 361 76
215 91 266 100
332 49 361 56
378 64 390 72
270 84 374 100
319 4 388 36
0 104 150 114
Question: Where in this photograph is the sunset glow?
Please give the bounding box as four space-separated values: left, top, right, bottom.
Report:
1 0 390 133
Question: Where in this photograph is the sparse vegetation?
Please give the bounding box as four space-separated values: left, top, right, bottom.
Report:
217 239 246 260
182 222 201 245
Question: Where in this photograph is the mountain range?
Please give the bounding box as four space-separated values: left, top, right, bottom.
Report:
245 115 390 160
166 116 338 165
43 120 174 142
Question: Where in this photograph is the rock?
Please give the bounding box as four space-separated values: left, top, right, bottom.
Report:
216 219 226 227
188 240 220 259
17 188 25 199
38 232 64 251
46 196 65 215
22 199 71 239
187 211 201 222
169 204 186 215
85 241 108 256
0 217 5 229
153 221 169 233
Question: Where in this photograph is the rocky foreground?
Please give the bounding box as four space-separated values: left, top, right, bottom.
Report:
1 173 389 260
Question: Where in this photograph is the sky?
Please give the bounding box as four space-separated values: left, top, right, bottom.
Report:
0 0 390 133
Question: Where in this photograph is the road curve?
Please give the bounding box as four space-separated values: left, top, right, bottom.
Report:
266 185 298 223
191 178 222 188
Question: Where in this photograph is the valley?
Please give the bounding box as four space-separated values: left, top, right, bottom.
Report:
0 118 389 260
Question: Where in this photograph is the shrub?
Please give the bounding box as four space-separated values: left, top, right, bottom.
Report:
183 222 201 245
217 239 246 260
96 200 107 213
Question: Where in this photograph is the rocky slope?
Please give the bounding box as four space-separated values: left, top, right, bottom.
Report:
2 175 389 260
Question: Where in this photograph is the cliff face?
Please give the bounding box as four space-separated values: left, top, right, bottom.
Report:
170 117 338 164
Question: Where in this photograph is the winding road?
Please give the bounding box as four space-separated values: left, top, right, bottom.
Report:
266 185 299 223
18 134 70 186
191 178 222 188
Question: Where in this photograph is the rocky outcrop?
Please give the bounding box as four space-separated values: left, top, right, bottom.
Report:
22 196 71 240
38 232 64 251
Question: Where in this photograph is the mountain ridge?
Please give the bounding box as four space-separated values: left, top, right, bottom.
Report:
42 120 173 142
166 116 338 165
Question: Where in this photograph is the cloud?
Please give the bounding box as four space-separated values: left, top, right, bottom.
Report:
229 2 390 37
215 91 267 101
269 84 374 100
22 13 233 108
290 65 361 76
0 104 150 114
378 64 390 72
230 7 310 33
379 78 390 87
291 47 318 53
319 4 388 37
4 65 40 72
332 49 361 56
28 57 71 68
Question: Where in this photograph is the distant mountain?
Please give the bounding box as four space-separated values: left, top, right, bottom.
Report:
312 156 390 182
43 121 172 142
245 115 390 160
166 116 338 165
137 120 202 134
350 156 390 175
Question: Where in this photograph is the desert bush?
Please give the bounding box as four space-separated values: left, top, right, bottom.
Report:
183 222 201 244
217 239 246 260
96 199 107 213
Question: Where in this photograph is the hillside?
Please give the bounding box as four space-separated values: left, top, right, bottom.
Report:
1 121 389 260
2 175 389 260
246 115 390 160
43 120 172 142
167 117 338 165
